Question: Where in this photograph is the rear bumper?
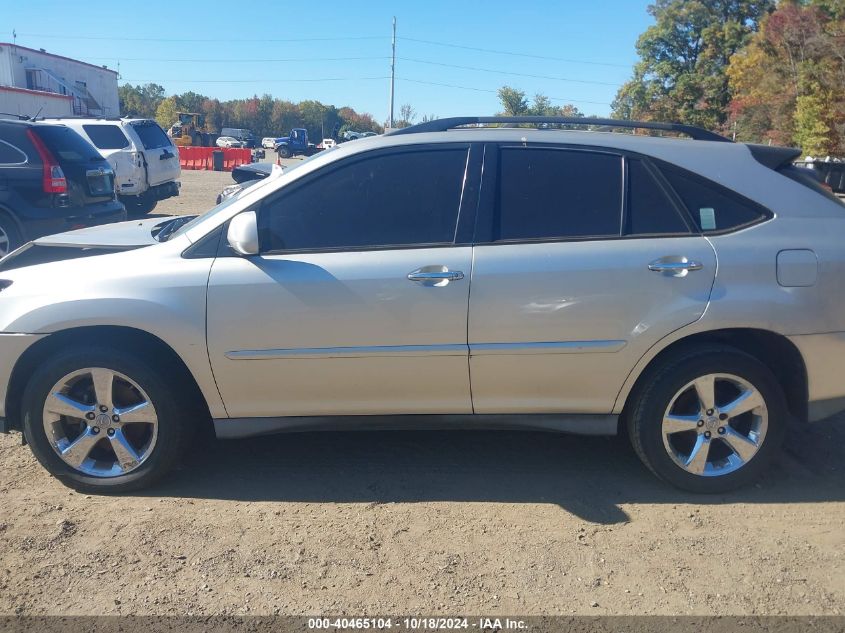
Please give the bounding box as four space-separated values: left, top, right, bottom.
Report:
789 331 845 421
0 333 46 426
19 200 127 242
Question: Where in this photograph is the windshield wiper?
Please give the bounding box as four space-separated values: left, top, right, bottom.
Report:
154 216 196 242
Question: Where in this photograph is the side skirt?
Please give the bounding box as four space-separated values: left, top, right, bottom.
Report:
213 413 619 439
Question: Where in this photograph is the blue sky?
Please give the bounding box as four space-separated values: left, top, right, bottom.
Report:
5 0 653 121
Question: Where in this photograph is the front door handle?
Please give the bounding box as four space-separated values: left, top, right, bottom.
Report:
648 257 704 276
407 266 465 285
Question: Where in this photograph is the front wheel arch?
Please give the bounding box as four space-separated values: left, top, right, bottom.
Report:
6 326 211 434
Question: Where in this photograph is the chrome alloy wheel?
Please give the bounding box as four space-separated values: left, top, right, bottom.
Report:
0 223 10 258
661 373 768 477
42 368 159 477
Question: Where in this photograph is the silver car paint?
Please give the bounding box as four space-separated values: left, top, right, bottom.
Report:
1 128 845 429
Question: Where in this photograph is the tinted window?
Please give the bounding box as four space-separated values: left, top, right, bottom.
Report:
660 165 765 232
497 148 622 240
131 121 171 150
627 159 690 235
82 124 130 150
33 125 102 163
261 149 468 252
0 140 26 164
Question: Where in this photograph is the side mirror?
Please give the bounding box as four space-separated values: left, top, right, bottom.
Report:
227 211 259 256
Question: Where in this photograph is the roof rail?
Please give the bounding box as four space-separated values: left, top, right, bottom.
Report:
386 116 732 142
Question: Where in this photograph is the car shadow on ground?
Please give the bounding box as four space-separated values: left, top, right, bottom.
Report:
147 415 845 524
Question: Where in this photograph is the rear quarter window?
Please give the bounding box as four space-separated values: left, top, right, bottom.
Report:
0 140 27 164
657 162 768 233
82 124 130 150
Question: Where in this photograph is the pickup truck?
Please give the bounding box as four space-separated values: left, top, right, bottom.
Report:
273 128 316 158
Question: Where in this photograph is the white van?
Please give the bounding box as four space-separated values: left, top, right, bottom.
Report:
41 118 181 215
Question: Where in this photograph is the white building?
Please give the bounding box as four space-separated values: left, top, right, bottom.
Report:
0 42 119 119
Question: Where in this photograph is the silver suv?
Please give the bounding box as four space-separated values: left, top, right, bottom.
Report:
1 116 843 494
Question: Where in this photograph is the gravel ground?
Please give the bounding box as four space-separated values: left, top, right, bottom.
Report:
0 161 842 617
0 417 842 617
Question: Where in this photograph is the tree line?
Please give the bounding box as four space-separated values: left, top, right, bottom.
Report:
611 0 845 156
119 84 384 141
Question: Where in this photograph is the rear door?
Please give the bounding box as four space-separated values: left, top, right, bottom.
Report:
126 120 180 186
468 145 717 414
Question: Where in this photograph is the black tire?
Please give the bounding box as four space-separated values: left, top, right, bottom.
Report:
276 145 291 158
0 210 21 258
121 196 157 216
22 346 193 494
627 345 787 493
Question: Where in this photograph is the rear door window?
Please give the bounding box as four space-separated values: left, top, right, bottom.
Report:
496 148 623 241
626 158 690 235
33 125 102 163
658 163 767 233
130 121 172 150
0 140 27 165
82 124 130 150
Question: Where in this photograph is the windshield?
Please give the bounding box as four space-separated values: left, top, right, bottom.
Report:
168 155 324 240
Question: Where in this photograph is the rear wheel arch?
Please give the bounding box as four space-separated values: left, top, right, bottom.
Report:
6 326 212 433
619 328 808 428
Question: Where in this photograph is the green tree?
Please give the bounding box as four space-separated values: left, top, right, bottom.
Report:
497 86 529 115
155 97 179 131
794 88 837 155
612 0 775 129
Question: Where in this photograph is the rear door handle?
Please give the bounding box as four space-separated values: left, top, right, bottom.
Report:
407 267 464 285
648 257 703 275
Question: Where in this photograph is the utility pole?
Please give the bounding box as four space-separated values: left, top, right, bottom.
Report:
389 16 396 130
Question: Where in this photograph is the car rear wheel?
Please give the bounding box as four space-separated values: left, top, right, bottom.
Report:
627 346 787 493
22 347 193 493
0 211 21 258
276 146 291 158
121 195 157 216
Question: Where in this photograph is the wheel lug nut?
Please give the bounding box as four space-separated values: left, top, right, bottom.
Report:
718 427 726 435
112 415 120 422
107 428 115 437
706 409 714 416
719 413 728 421
86 412 96 421
704 431 711 439
91 426 100 434
99 405 108 413
697 420 704 427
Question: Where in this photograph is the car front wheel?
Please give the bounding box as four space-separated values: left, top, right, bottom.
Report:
22 347 192 493
0 211 21 258
627 346 787 493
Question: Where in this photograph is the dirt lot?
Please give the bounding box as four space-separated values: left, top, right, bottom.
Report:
0 166 843 618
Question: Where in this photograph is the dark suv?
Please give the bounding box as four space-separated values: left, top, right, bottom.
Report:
0 119 126 257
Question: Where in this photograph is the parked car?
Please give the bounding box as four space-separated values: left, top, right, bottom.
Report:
41 117 180 216
0 119 126 257
216 162 277 204
215 136 243 148
317 138 337 150
1 115 844 494
261 137 277 150
274 128 316 158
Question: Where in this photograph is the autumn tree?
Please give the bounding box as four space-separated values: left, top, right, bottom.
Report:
154 97 179 131
612 0 775 129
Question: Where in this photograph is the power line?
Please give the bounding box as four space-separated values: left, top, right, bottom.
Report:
399 57 623 87
93 56 390 63
396 77 611 107
122 76 390 84
400 36 630 68
14 32 386 43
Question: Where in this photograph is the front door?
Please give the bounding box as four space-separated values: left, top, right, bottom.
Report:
207 144 478 419
468 145 717 414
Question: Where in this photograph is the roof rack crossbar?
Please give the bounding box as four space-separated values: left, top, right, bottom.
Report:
386 116 731 142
